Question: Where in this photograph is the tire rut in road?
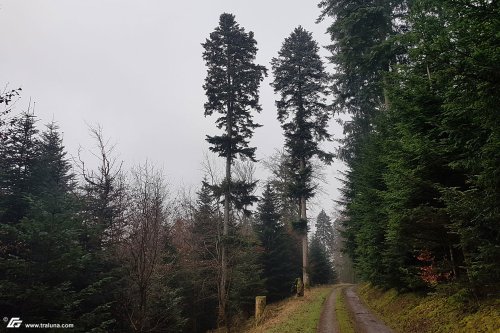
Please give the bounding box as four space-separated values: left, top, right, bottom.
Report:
317 287 340 333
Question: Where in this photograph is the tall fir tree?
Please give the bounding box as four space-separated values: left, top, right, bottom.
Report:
202 13 266 326
318 0 408 288
271 26 332 287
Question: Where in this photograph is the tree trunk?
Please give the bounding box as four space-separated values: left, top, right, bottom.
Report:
299 159 309 288
218 153 230 327
449 243 457 278
218 85 232 327
383 75 390 111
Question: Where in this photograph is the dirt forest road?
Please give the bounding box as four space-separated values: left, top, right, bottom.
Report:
317 284 394 333
317 286 341 333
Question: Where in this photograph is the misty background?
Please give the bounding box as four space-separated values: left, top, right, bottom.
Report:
0 0 347 222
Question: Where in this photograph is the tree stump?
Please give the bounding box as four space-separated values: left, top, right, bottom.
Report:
255 296 266 324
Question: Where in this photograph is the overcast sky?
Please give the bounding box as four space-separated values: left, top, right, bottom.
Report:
0 0 347 222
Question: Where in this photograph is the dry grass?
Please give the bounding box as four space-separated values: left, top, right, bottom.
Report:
241 286 333 333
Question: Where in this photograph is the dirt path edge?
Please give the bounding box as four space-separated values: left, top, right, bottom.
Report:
344 285 394 333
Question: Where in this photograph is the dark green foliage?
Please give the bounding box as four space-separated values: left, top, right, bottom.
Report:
271 26 332 286
402 0 500 295
341 129 390 286
0 198 82 324
228 230 265 318
179 181 219 333
318 0 407 162
322 0 500 297
309 235 335 285
315 210 335 255
271 26 332 201
0 115 119 331
204 178 258 216
34 122 74 195
193 180 219 263
254 184 300 301
202 13 267 162
291 218 308 233
0 112 40 224
202 13 266 325
263 150 301 226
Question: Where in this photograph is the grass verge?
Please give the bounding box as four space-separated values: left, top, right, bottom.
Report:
336 288 355 333
357 283 500 333
243 285 333 333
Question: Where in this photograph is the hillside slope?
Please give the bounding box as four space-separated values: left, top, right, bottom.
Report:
358 284 500 333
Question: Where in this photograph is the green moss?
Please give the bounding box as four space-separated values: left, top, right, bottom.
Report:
358 283 500 333
336 288 355 333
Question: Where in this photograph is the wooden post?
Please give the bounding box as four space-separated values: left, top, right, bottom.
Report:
255 296 266 324
296 277 304 297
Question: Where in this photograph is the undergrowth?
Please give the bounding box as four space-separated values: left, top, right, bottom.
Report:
358 283 500 333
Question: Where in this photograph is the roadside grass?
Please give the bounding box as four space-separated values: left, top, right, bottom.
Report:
336 288 355 333
358 283 500 333
243 285 333 333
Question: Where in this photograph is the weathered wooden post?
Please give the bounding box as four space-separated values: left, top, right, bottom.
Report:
296 277 304 297
255 296 266 324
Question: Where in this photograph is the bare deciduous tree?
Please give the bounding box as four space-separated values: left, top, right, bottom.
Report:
120 162 174 332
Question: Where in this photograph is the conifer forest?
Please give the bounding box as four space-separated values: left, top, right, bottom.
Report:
0 1 499 332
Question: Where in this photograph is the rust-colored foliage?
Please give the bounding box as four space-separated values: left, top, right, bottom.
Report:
416 249 451 286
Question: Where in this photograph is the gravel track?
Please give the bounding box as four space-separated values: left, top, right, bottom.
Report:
317 285 394 333
317 287 340 333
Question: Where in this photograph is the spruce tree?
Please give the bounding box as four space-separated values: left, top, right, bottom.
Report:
319 0 500 296
0 118 119 331
271 26 332 287
309 234 336 285
0 112 39 224
315 210 335 258
318 0 407 161
317 0 408 289
255 184 298 301
202 13 266 325
34 122 73 197
383 0 500 294
187 180 219 332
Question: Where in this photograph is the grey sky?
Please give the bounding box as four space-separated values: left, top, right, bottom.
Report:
0 0 347 221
